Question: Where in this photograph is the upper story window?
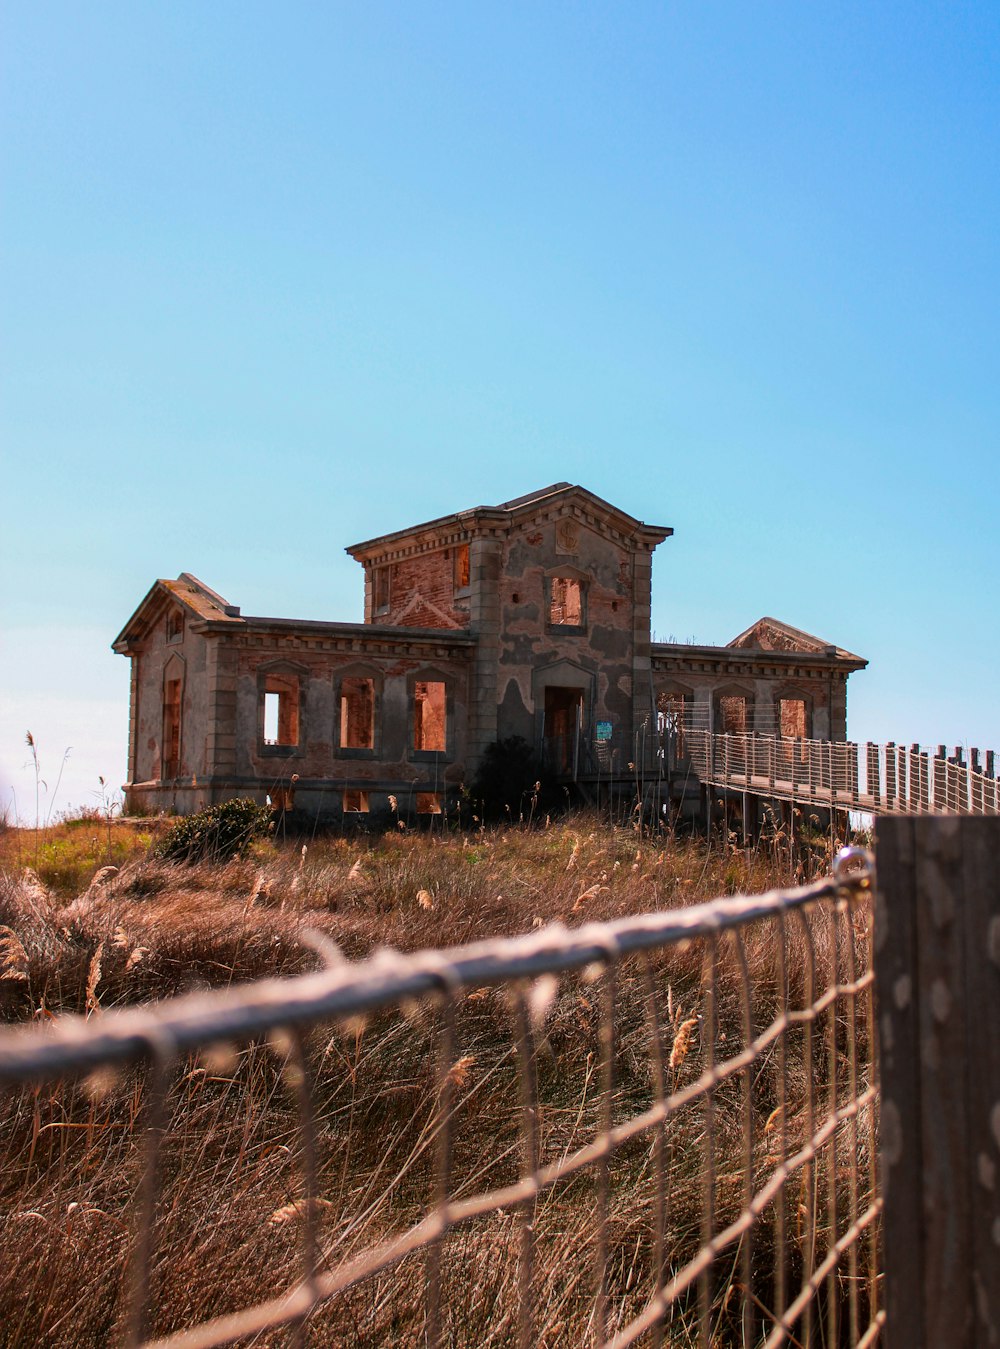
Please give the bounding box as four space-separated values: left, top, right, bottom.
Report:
165 609 184 643
373 566 390 615
549 576 584 627
453 544 470 592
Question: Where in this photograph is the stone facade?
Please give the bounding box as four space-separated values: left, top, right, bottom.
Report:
113 484 866 817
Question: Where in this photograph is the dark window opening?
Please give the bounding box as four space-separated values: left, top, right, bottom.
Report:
414 681 447 752
165 610 184 642
340 677 375 750
263 675 300 748
416 792 443 814
163 679 181 778
719 695 749 735
373 567 390 613
343 789 369 813
453 544 470 591
549 577 583 626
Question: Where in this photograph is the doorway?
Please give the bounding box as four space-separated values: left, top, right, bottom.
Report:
543 687 584 776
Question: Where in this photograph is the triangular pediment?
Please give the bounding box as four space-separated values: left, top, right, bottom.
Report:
112 573 243 652
728 617 863 663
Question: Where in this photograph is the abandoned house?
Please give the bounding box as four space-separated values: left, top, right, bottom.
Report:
113 483 866 820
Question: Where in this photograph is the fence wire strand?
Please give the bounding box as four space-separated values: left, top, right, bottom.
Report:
0 866 881 1348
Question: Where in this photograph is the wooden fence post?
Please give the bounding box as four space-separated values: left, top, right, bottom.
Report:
875 816 1000 1349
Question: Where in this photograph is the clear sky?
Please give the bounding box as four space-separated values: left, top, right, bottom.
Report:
2 2 998 819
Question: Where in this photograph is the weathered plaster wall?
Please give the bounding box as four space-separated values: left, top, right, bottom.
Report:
232 646 471 787
495 516 637 759
131 607 211 790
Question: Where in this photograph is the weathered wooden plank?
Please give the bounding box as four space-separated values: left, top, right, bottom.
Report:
960 819 1000 1345
912 816 973 1345
874 816 924 1349
878 818 1000 1347
867 742 880 807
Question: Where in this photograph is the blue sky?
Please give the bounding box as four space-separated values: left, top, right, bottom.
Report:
2 2 998 817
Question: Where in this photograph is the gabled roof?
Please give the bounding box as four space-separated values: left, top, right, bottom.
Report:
112 573 244 652
346 483 672 561
727 617 866 666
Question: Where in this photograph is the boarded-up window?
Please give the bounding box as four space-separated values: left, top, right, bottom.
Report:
373 567 390 613
263 675 300 747
414 681 447 752
416 792 443 814
454 544 470 591
163 679 181 778
340 677 375 750
719 695 749 735
343 789 369 813
550 577 583 626
780 698 807 738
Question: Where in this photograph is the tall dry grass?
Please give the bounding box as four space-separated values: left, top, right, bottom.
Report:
0 815 875 1347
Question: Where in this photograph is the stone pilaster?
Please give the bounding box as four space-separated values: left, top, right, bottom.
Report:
631 546 655 749
205 637 239 796
466 536 503 772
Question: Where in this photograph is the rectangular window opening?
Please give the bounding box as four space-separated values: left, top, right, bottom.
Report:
343 789 369 813
550 576 583 626
373 566 390 613
340 677 375 750
263 675 300 748
165 610 184 642
719 695 749 735
657 692 689 757
416 792 443 815
414 681 447 752
453 544 470 591
780 699 807 739
163 679 181 778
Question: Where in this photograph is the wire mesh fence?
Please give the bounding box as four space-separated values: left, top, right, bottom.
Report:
0 858 882 1347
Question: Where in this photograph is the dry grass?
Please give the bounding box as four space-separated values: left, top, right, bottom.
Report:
0 814 875 1346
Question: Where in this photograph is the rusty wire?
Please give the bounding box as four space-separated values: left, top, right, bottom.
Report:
0 859 882 1347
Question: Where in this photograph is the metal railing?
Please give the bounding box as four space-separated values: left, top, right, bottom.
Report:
0 858 882 1347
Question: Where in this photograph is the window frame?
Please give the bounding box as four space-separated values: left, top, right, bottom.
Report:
256 663 307 759
372 565 391 616
334 664 383 760
161 654 186 780
545 569 588 633
407 667 454 763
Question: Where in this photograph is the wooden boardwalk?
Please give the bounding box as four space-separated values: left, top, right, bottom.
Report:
676 729 1000 815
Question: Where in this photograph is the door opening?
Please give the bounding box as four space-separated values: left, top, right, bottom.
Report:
543 687 584 776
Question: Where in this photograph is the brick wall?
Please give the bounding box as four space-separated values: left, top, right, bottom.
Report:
377 548 470 629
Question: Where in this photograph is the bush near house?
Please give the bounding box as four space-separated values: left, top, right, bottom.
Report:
154 797 272 864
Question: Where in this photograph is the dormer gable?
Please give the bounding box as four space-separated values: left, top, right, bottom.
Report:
112 573 245 653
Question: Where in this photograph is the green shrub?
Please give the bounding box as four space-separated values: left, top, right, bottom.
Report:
154 798 271 864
